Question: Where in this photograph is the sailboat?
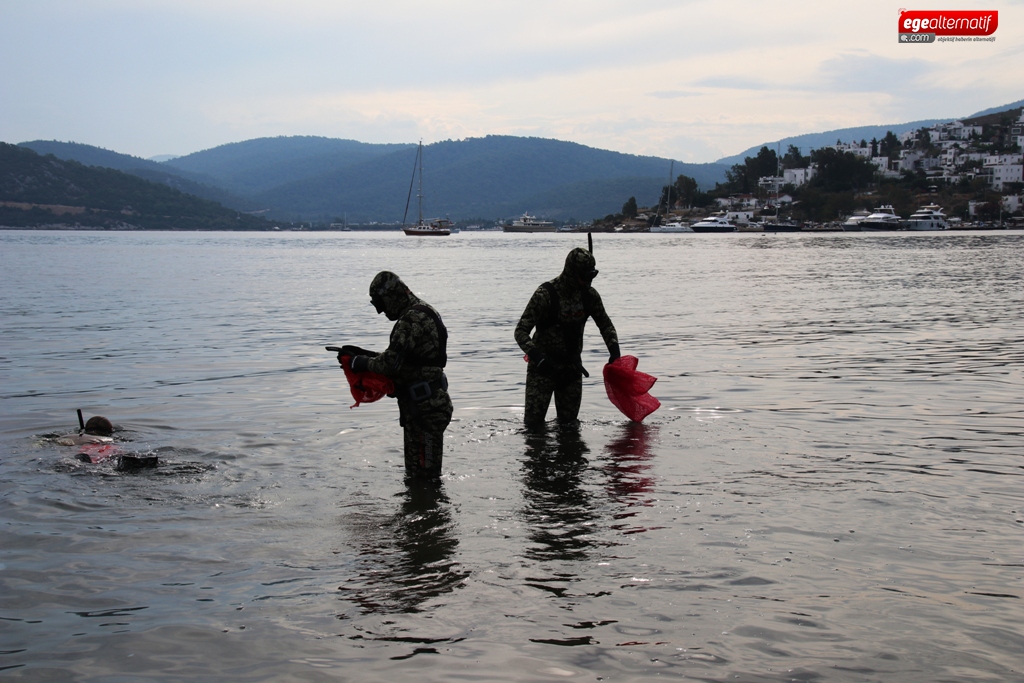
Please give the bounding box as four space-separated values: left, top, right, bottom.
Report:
402 141 452 237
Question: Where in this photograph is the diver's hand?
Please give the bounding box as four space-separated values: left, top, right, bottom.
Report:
350 355 370 373
608 344 621 364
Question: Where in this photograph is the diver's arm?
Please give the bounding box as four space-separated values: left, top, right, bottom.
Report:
514 287 549 356
367 317 415 377
588 288 620 358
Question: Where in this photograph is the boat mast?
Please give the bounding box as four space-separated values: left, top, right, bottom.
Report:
775 143 781 222
656 160 673 224
402 142 422 228
417 141 424 225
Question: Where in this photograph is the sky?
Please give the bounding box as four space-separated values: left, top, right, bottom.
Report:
2 0 1023 164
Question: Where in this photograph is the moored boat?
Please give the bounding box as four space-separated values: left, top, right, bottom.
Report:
762 220 803 232
650 221 693 233
690 214 736 233
402 142 451 237
905 204 949 231
503 213 556 233
404 218 452 236
859 205 902 231
842 210 871 231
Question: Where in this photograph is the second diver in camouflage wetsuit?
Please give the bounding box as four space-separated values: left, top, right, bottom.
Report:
346 271 453 479
515 247 620 429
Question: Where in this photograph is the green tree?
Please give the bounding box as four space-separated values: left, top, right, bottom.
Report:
781 145 808 170
674 174 699 207
808 148 876 192
724 146 779 194
622 196 638 218
879 131 902 159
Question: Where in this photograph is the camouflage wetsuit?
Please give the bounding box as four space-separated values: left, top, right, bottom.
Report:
358 271 453 478
515 248 619 428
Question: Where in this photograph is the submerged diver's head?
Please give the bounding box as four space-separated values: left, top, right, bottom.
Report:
562 247 598 289
84 416 114 437
369 271 415 320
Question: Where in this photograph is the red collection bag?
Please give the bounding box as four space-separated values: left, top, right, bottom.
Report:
340 355 395 408
603 355 661 422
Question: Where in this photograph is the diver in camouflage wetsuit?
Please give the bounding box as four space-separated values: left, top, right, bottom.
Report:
347 271 453 479
515 247 620 429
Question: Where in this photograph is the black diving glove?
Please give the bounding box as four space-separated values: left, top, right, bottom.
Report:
350 355 371 373
608 344 621 364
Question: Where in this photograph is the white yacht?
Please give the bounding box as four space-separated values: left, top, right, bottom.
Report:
503 213 556 233
690 214 736 233
905 204 949 231
650 221 693 233
859 205 902 231
842 210 871 231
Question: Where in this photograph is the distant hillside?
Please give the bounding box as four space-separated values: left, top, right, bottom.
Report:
165 136 416 195
964 98 1024 119
18 140 256 211
0 143 271 230
717 97 1024 165
963 105 1023 127
251 135 729 222
716 119 946 166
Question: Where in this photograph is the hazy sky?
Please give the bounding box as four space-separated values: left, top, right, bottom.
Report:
2 0 1023 163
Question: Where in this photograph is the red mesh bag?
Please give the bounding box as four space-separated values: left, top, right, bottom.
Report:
603 355 661 422
340 355 395 408
76 443 121 464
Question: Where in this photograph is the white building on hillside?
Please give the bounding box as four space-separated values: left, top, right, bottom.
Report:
988 162 1023 190
831 143 871 158
783 166 816 186
930 121 982 141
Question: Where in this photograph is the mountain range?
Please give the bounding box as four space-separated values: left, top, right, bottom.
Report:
13 97 1023 224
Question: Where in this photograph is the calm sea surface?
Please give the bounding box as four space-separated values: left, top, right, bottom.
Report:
1 230 1022 682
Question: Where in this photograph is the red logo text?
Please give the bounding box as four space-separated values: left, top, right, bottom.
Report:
898 10 998 35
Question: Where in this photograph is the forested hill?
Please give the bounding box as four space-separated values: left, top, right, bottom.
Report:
165 136 416 196
241 135 729 222
19 136 730 223
0 143 271 230
19 140 254 210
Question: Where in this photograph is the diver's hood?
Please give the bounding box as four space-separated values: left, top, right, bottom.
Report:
561 247 598 285
369 271 415 320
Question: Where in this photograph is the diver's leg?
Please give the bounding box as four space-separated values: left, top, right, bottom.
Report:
553 373 584 425
524 367 555 428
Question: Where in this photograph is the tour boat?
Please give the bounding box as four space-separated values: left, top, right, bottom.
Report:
503 213 556 233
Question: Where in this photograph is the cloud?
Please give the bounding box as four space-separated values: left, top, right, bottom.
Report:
2 0 1022 162
816 52 937 93
692 77 774 91
647 91 702 100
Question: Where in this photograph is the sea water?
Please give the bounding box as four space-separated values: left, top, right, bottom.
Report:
0 230 1022 682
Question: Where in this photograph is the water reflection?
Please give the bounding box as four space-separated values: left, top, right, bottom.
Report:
519 425 602 562
338 483 467 615
601 422 658 506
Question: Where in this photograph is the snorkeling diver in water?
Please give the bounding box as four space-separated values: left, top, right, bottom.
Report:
56 411 157 469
